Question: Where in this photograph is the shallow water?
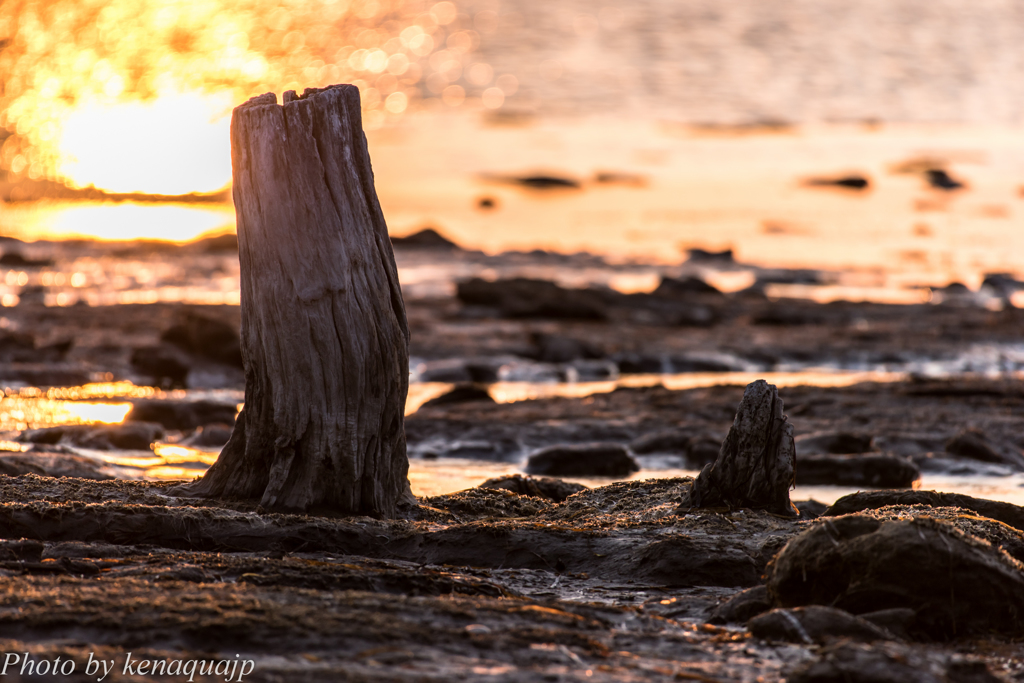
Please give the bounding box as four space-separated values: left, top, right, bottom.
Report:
6 374 1024 506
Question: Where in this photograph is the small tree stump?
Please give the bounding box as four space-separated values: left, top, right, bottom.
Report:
683 380 798 516
176 85 410 516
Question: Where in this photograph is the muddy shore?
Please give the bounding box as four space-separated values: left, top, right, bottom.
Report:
3 243 1024 679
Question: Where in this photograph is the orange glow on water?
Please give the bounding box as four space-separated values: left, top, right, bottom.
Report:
0 0 501 195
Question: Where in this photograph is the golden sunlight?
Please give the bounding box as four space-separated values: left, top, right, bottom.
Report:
0 0 490 195
57 92 232 194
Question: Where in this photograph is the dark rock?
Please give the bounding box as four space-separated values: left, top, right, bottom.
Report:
795 499 829 519
0 539 44 562
197 233 238 252
416 359 474 383
180 423 234 449
0 333 69 363
767 515 1024 639
478 474 587 502
0 365 91 386
421 384 495 408
456 278 608 320
804 175 871 190
635 535 762 587
18 422 164 450
686 248 734 264
652 276 722 298
476 196 496 209
525 443 639 477
81 422 165 450
126 399 238 431
390 228 460 249
617 295 717 326
512 175 580 189
687 436 722 467
630 429 721 468
787 642 945 683
944 429 1024 470
823 490 1024 533
0 251 54 267
925 168 965 191
859 608 916 641
796 431 874 454
615 353 670 374
160 311 243 368
631 429 693 455
0 452 114 479
752 307 824 326
130 345 190 388
796 454 920 488
748 605 894 644
527 333 603 363
708 585 771 624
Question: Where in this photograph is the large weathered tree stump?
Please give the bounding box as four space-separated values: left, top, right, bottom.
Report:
176 85 410 516
682 380 798 516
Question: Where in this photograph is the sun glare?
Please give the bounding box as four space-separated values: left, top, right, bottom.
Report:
58 92 233 195
0 0 508 196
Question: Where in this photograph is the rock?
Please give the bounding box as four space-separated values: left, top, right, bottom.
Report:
684 380 798 517
421 385 495 408
804 175 870 190
527 333 603 363
823 490 1024 533
652 276 722 298
160 311 243 368
510 174 580 189
925 168 965 191
478 474 587 502
0 365 91 387
525 443 639 477
617 296 718 327
630 429 722 468
126 400 238 431
685 248 735 264
794 499 829 519
859 608 916 641
795 454 920 488
197 233 238 252
631 429 693 455
767 515 1024 639
390 227 460 249
0 251 54 267
748 605 894 644
752 306 825 326
456 278 608 320
944 429 1024 470
708 585 772 624
18 422 165 450
130 345 191 388
787 642 946 683
796 431 874 454
687 436 722 467
0 452 115 480
180 423 234 449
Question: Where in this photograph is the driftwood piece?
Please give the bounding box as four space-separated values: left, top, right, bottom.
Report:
683 380 798 516
175 85 410 516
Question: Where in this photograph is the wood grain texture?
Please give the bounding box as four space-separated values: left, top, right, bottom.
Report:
176 85 411 516
685 380 798 516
